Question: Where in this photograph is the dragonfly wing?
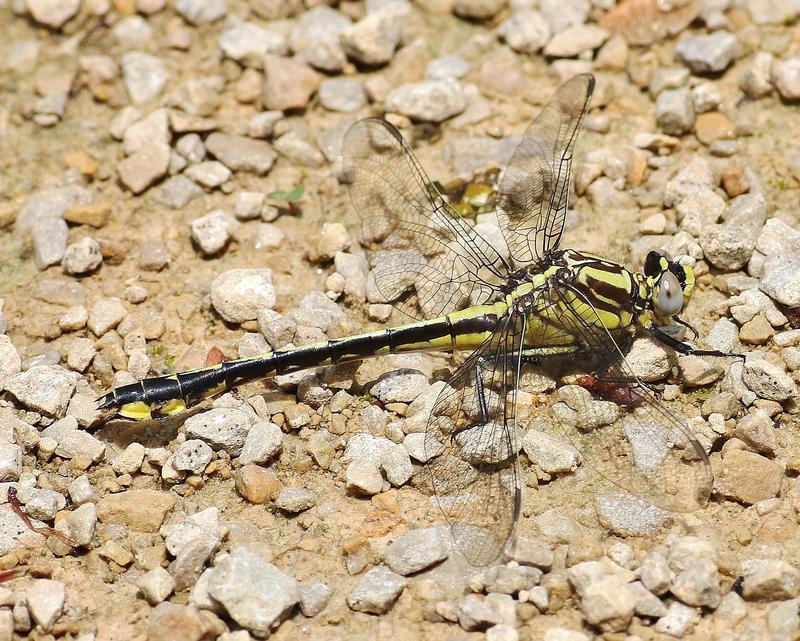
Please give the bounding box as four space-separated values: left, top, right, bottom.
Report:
343 118 508 320
496 73 594 263
527 283 713 512
424 311 525 566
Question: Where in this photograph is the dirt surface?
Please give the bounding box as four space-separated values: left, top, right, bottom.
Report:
1 1 800 641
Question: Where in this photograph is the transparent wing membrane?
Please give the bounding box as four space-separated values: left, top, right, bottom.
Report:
342 118 509 320
523 283 712 512
424 313 526 566
496 74 594 263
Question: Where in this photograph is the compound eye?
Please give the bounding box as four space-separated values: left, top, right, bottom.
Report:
657 271 684 316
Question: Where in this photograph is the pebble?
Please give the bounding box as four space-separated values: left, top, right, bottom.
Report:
153 175 203 209
118 142 170 194
425 55 471 80
184 161 232 189
701 224 755 272
539 0 589 33
137 566 175 605
65 337 96 373
275 487 316 513
380 444 413 487
308 223 352 263
185 408 251 456
0 443 21 482
595 492 672 537
334 252 369 300
5 366 76 417
25 488 66 520
522 427 580 475
68 475 94 505
239 422 283 466
205 133 277 176
88 298 127 336
679 354 723 387
347 566 407 614
742 355 797 401
218 22 286 66
497 10 550 54
190 210 238 255
732 411 776 455
262 54 321 111
346 460 384 495
486 624 518 641
123 109 169 156
299 581 333 617
772 58 800 100
739 51 774 98
578 575 636 632
655 601 699 637
211 268 276 323
175 0 226 24
760 254 800 308
111 442 145 475
383 527 448 575
385 78 467 122
370 371 429 403
172 439 213 474
120 52 168 104
319 78 367 113
26 579 65 632
32 216 68 270
625 337 672 381
26 0 80 28
671 558 720 608
289 5 351 72
675 31 739 74
58 503 96 547
273 129 326 167
236 465 280 504
656 87 695 135
96 488 175 532
455 593 516 630
207 545 299 636
740 559 800 600
715 448 784 504
640 550 672 595
62 237 103 275
341 11 401 66
544 24 609 57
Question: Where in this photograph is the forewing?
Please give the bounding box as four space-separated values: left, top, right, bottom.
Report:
527 284 712 513
496 74 594 263
424 312 525 566
343 118 508 320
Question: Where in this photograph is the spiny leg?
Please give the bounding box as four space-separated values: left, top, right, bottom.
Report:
648 326 744 359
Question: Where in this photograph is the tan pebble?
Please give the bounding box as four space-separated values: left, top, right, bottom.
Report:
695 112 736 146
739 315 774 345
63 201 111 228
235 464 281 504
721 162 750 198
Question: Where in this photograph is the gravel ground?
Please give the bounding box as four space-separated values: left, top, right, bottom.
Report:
1 0 800 640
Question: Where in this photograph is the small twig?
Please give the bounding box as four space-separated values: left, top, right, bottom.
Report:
7 487 78 548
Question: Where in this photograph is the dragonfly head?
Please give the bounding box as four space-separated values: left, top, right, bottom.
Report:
643 250 695 320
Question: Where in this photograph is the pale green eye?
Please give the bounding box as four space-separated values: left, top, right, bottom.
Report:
657 271 684 316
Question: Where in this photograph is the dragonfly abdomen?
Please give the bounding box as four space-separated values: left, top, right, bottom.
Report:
98 302 508 419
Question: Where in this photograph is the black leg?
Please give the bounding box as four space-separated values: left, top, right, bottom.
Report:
649 326 744 359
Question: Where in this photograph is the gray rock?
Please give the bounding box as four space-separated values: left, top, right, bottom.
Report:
26 0 80 28
118 142 170 193
68 475 94 505
0 444 21 482
522 427 580 475
456 593 516 630
239 421 283 465
175 133 205 164
383 527 448 575
205 133 277 175
24 488 66 520
319 78 367 113
677 189 725 236
190 210 239 255
675 31 739 74
112 15 153 48
742 355 797 401
657 87 695 135
208 546 299 635
234 191 266 220
497 10 550 54
184 161 232 189
380 444 413 487
275 487 317 513
334 252 369 300
701 224 756 271
299 581 332 617
740 559 800 600
679 354 724 387
579 575 636 632
120 52 168 104
66 337 96 373
42 417 105 461
539 0 590 33
625 337 672 382
425 55 471 80
746 0 800 24
123 109 170 155
137 566 175 605
218 22 286 66
671 558 720 608
341 11 401 66
732 411 776 455
87 297 127 336
640 550 672 595
595 492 672 537
761 254 800 307
506 537 554 570
739 51 774 98
57 502 96 547
211 268 276 323
153 175 203 209
347 566 407 614
184 408 251 456
289 5 351 72
175 0 226 24
5 366 77 417
62 237 103 275
346 460 384 495
172 439 213 474
31 216 68 270
664 156 715 207
772 57 800 100
385 78 467 123
26 579 65 632
273 130 325 167
480 564 543 595
370 371 429 403
654 601 699 636
111 442 145 475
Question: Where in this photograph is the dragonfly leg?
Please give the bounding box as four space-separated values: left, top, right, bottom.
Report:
450 357 492 445
649 326 744 359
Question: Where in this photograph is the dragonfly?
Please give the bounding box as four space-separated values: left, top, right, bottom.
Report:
98 74 737 566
